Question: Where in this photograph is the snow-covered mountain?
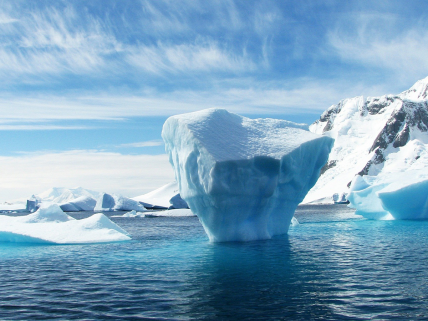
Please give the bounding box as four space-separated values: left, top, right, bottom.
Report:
304 76 428 204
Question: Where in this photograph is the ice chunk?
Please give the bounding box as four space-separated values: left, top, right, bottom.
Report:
116 210 146 218
132 181 188 209
94 193 146 212
168 194 189 209
144 209 195 217
26 195 41 213
95 193 116 211
378 178 428 220
162 108 333 242
60 195 97 212
0 204 130 244
348 170 428 220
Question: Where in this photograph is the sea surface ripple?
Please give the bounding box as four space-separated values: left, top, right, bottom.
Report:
1 205 428 320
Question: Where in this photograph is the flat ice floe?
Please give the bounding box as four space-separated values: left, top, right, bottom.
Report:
0 204 131 244
145 209 195 217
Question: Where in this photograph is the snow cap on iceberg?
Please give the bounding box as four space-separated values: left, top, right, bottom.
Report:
162 108 334 242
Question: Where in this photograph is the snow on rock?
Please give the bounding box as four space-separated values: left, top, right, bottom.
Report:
162 108 333 242
0 204 131 244
132 181 189 209
304 76 428 204
348 169 428 220
94 193 147 212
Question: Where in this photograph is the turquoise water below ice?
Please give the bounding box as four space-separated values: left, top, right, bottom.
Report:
1 205 428 320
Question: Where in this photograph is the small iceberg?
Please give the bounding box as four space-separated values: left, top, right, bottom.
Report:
144 209 196 217
114 210 146 218
348 170 428 220
0 204 131 244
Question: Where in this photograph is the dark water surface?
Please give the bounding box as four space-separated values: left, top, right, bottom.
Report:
1 205 428 320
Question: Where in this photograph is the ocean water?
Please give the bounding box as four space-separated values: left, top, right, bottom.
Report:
1 205 428 320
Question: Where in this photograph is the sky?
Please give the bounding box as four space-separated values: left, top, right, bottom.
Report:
1 0 428 201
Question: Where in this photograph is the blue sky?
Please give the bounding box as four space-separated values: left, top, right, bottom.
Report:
1 0 428 200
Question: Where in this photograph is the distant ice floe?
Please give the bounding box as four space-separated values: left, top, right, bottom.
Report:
348 170 428 220
145 209 195 217
0 204 131 244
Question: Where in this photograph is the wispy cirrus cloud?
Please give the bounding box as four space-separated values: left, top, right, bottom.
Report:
328 12 428 83
0 78 383 125
0 1 268 82
127 41 256 75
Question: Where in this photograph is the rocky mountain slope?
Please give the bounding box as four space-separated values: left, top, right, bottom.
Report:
303 76 428 204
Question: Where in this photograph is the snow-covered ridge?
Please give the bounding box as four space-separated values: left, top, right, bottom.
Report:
304 76 428 204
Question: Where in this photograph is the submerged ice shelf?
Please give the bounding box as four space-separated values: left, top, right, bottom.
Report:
162 108 333 242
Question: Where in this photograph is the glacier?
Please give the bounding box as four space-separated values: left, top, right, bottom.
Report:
0 204 131 244
162 108 333 242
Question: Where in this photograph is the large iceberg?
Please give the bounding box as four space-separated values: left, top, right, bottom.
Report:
348 170 428 220
0 204 131 244
162 109 333 242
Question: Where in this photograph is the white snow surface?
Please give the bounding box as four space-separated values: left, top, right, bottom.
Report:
304 76 428 204
0 204 131 244
162 108 333 242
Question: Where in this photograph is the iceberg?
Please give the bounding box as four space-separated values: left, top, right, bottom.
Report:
132 181 189 209
0 204 131 244
162 108 333 242
59 195 97 212
94 193 147 212
348 170 428 220
26 195 41 212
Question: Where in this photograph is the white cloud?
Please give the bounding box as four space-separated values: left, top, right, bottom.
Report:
118 140 164 148
126 41 256 75
328 14 428 83
0 78 396 125
0 124 89 130
0 150 174 201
